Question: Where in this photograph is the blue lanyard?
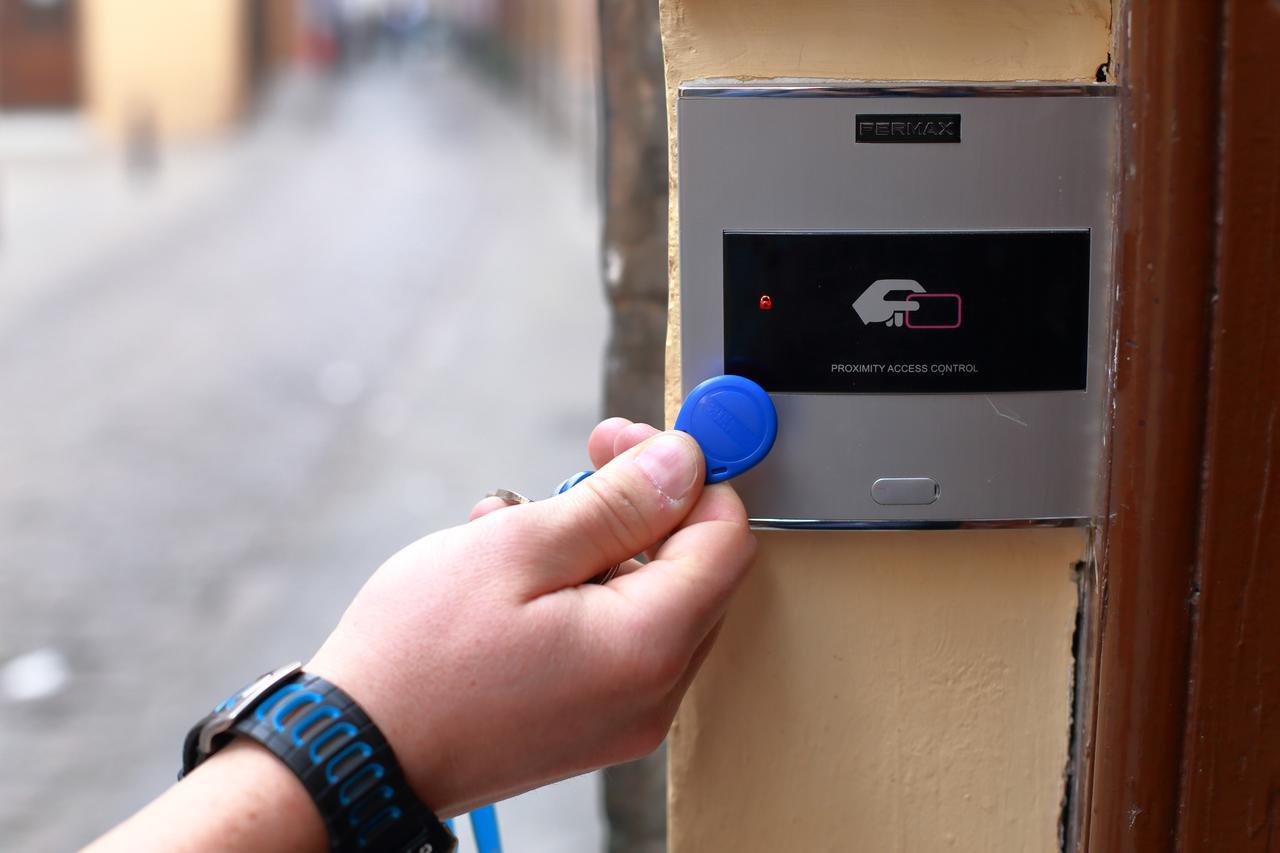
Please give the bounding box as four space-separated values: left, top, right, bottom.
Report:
445 804 503 853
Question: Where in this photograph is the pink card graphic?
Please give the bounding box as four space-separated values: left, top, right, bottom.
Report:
904 292 962 329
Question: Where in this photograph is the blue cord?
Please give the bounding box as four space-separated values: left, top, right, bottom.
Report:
469 804 503 853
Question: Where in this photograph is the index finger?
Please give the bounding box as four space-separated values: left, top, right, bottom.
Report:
587 418 634 469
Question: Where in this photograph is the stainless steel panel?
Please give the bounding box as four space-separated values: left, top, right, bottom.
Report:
677 84 1117 525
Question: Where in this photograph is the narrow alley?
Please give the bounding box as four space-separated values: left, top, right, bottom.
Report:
0 53 606 852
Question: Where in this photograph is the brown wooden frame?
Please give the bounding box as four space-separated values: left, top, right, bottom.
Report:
1085 1 1280 849
1175 0 1280 846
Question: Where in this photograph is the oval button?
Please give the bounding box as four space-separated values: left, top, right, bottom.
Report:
871 477 940 506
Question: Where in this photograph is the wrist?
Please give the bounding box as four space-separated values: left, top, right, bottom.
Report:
179 661 458 852
88 739 325 853
199 739 330 851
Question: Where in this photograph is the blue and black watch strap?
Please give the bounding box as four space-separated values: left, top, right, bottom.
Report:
182 666 456 853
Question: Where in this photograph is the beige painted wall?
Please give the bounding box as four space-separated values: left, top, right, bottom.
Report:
670 530 1085 851
661 2 1111 850
81 0 247 141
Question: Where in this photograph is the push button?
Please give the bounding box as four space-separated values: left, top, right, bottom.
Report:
871 477 940 506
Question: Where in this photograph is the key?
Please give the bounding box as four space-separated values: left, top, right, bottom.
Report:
592 562 624 585
485 488 532 505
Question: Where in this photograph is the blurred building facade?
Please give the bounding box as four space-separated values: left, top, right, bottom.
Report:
84 0 299 141
2 0 596 160
0 0 301 138
0 0 82 109
433 0 599 167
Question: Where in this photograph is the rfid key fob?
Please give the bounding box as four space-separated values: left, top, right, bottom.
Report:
556 374 777 493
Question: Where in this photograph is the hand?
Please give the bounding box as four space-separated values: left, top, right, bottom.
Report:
852 278 924 326
306 418 756 816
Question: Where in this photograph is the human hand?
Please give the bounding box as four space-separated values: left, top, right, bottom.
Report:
305 418 756 816
852 278 925 326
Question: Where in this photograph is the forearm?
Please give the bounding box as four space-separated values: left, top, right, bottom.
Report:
85 739 327 853
84 424 754 850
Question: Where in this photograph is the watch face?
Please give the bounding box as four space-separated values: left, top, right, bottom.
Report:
184 662 304 778
214 685 249 713
215 662 303 715
213 677 262 715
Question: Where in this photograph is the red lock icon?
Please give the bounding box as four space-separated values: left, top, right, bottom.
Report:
759 294 773 311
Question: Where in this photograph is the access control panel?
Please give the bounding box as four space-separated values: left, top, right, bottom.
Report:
678 84 1117 525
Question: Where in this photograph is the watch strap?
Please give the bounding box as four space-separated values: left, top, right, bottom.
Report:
191 670 455 853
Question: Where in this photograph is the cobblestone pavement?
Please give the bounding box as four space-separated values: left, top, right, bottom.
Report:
0 56 607 852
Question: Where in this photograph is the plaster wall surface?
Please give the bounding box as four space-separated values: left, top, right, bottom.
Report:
660 2 1111 850
670 530 1086 851
81 0 246 141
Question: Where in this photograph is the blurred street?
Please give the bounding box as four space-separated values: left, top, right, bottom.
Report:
0 53 606 852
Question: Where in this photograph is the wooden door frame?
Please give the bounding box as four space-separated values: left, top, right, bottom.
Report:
1083 0 1280 849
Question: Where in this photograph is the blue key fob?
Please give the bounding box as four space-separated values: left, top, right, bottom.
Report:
547 377 773 587
556 470 594 494
674 374 777 483
557 375 776 492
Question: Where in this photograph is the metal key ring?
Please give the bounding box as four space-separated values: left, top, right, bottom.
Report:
485 488 532 505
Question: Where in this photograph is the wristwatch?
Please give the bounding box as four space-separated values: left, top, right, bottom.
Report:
182 662 456 853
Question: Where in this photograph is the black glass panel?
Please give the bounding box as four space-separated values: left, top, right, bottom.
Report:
723 231 1090 393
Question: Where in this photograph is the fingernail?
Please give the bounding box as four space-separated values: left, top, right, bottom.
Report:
634 432 698 500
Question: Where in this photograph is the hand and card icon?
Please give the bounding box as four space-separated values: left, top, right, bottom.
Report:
852 279 962 329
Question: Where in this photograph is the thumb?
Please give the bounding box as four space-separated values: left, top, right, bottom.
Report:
518 431 705 589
